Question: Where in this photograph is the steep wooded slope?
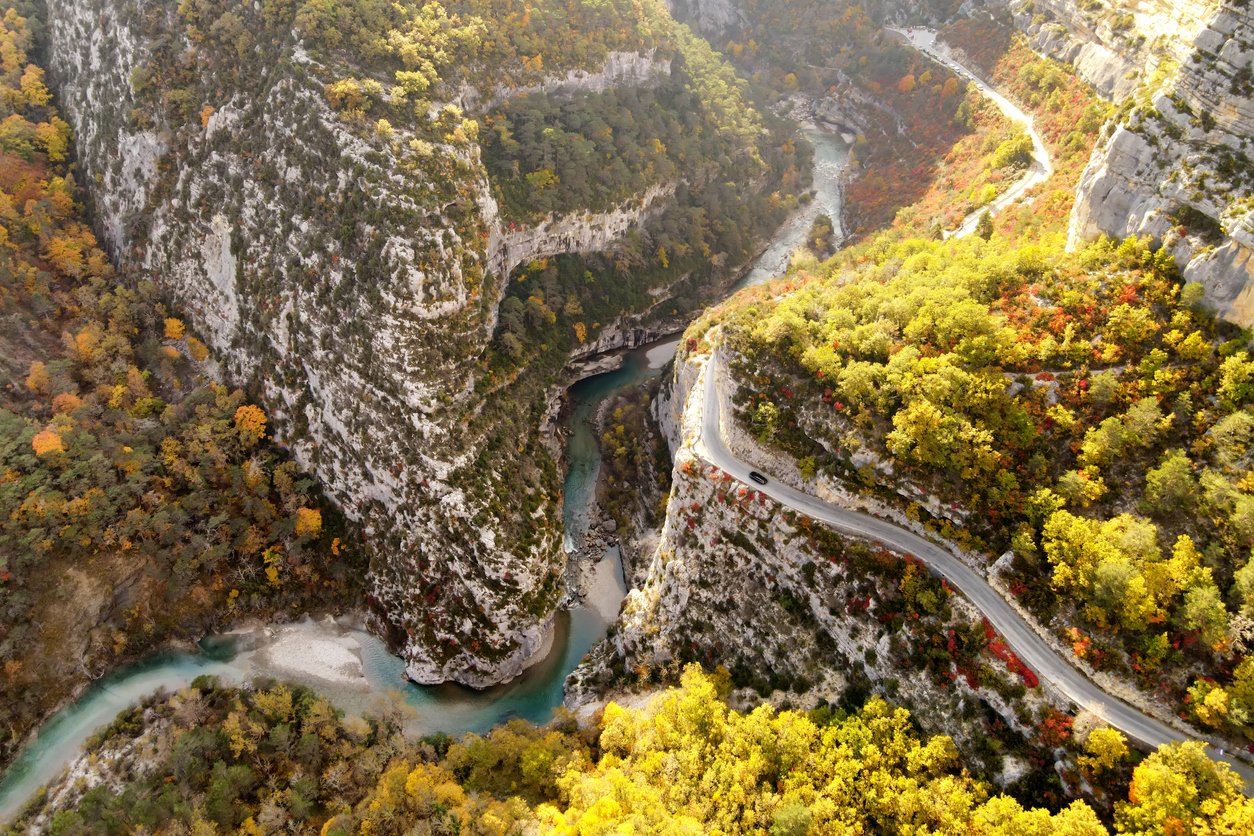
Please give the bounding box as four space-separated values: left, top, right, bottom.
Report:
0 5 359 771
42 0 798 686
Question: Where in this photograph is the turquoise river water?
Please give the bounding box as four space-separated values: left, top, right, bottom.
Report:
0 128 848 820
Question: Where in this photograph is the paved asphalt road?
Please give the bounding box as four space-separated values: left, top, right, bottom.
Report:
887 27 1054 239
699 352 1254 789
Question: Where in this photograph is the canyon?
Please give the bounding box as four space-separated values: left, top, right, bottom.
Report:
39 0 1254 696
39 0 779 689
6 0 1253 824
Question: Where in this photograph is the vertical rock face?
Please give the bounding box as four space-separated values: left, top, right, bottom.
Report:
993 0 1254 328
464 49 672 112
489 183 678 282
999 0 1221 99
1066 1 1254 328
664 0 746 38
40 0 689 686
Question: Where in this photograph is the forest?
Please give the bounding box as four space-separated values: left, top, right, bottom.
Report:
722 230 1254 744
13 668 1252 834
480 25 806 384
0 5 359 772
181 0 672 104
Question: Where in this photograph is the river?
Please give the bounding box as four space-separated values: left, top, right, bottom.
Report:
0 128 849 822
736 126 849 288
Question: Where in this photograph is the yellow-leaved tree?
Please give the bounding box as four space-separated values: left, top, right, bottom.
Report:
31 428 64 456
537 666 1107 834
295 507 322 539
234 404 267 444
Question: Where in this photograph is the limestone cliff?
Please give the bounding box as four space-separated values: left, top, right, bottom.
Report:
489 183 678 282
45 0 553 687
41 0 766 687
664 0 746 38
568 345 1054 776
462 49 672 113
1068 2 1253 327
991 0 1254 327
998 0 1220 99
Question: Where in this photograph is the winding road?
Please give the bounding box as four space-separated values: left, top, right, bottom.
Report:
698 351 1254 789
888 27 1054 239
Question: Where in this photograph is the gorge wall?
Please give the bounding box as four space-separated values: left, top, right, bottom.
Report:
999 0 1219 99
993 0 1254 328
45 0 550 687
665 0 744 37
40 0 720 687
568 345 1056 779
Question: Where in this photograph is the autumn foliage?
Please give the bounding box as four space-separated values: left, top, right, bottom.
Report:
295 507 323 539
938 19 1113 243
29 428 63 456
725 229 1254 736
234 403 268 443
0 6 357 774
15 670 1254 834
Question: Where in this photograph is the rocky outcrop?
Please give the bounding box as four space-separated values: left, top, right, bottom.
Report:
570 347 858 702
664 0 746 38
40 0 697 688
981 0 1253 326
1061 0 1254 327
489 183 678 281
1070 123 1254 328
996 0 1220 99
463 50 673 113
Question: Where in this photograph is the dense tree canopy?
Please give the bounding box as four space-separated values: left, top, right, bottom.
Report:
484 27 768 222
721 232 1254 737
15 668 1252 834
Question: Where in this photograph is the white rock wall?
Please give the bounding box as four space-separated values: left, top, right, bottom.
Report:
463 49 672 112
664 0 746 38
981 0 1253 327
998 0 1220 99
42 0 685 688
489 183 678 280
1063 0 1254 327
